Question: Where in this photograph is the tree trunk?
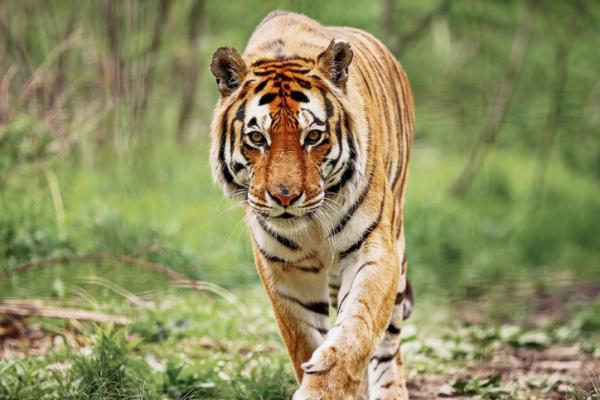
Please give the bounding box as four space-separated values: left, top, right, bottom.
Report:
396 0 450 55
449 0 533 197
177 0 207 144
137 0 172 115
529 42 568 205
100 0 123 98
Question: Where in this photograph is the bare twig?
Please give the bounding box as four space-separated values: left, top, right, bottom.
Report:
450 0 534 197
19 30 80 106
79 276 147 307
0 302 131 325
0 252 241 309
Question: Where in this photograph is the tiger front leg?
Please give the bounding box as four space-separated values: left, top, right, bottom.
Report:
293 245 399 400
253 252 330 382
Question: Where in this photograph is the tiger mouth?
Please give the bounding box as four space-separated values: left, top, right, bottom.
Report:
276 212 297 219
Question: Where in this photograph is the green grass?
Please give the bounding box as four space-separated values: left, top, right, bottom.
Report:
0 290 597 399
2 141 598 296
0 142 598 398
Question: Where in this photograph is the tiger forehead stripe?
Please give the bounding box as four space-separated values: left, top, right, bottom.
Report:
250 55 314 67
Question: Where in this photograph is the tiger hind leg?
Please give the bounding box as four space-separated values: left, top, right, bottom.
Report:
367 272 412 400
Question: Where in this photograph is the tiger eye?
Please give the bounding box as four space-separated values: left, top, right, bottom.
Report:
250 132 265 144
306 130 322 143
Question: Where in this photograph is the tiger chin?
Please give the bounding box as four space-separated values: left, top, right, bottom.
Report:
209 11 415 400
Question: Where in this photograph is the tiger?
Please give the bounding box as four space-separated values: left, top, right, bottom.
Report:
209 11 414 400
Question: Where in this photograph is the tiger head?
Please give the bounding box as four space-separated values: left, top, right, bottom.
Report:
209 40 357 227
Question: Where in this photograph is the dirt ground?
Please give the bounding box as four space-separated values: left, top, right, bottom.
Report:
407 344 600 399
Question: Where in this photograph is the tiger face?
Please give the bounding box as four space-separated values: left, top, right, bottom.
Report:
210 41 355 226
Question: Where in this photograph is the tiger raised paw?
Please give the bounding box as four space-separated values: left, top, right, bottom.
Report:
209 11 415 400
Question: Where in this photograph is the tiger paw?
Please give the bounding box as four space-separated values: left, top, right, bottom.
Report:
296 344 360 399
292 385 354 400
369 382 409 400
301 344 338 375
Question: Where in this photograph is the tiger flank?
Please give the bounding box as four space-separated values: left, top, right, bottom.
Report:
209 11 415 400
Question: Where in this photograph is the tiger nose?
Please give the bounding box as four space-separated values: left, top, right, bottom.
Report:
268 188 302 207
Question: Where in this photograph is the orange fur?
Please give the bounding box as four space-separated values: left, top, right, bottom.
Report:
210 11 414 399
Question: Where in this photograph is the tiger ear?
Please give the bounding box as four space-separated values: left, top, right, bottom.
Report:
316 39 353 89
210 47 248 97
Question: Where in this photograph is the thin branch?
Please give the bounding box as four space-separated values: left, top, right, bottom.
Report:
18 30 80 106
0 302 131 325
450 0 534 197
0 252 240 309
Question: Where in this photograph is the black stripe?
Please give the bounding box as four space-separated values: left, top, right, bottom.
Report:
256 244 288 264
337 291 350 313
321 89 334 118
279 292 329 316
275 73 293 82
394 291 405 305
218 105 242 188
375 366 389 384
254 80 268 93
295 77 312 89
232 162 245 173
304 369 329 376
336 261 376 313
327 111 358 194
371 347 399 364
339 192 386 259
256 216 300 251
327 162 355 194
387 323 401 335
230 101 246 160
302 197 323 209
302 108 325 126
328 118 344 171
253 70 276 77
301 320 328 335
290 90 309 103
259 92 277 105
253 68 312 76
234 100 246 121
290 265 322 273
256 239 320 273
343 112 357 160
328 167 375 237
353 261 376 278
248 117 258 128
251 57 313 67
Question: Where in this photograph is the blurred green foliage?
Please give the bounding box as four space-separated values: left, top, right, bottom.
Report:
0 0 599 320
1 2 599 397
